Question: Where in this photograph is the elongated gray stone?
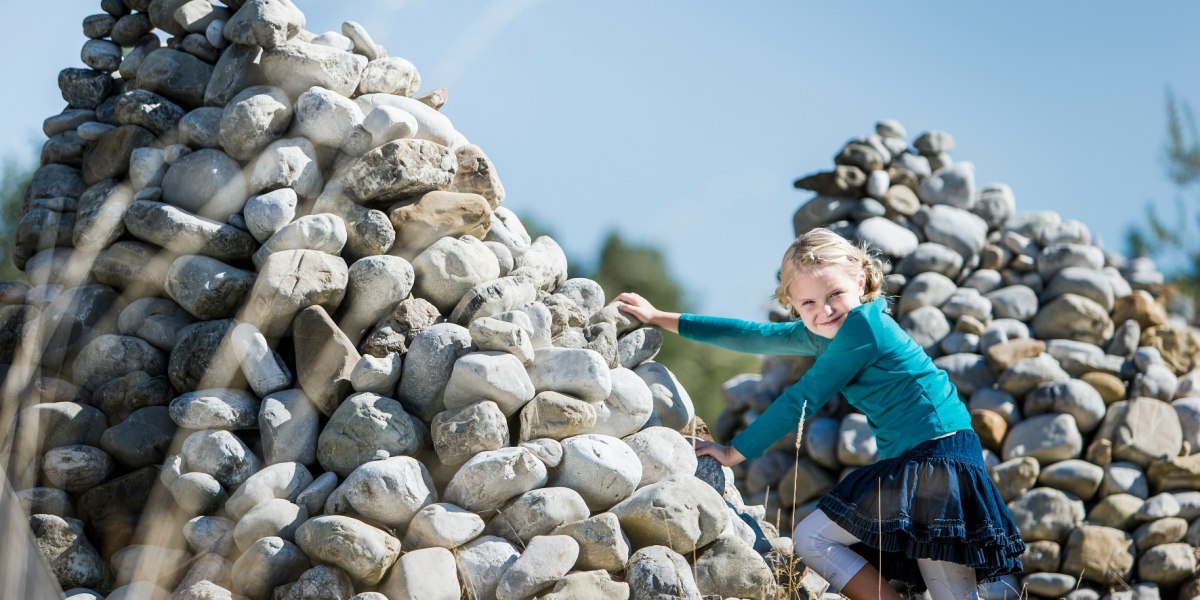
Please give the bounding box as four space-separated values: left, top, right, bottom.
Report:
124 201 257 262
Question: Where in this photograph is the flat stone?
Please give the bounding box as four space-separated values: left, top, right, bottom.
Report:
124 200 257 261
261 41 367 97
1095 398 1183 467
519 391 597 442
1039 459 1105 500
634 361 695 431
403 502 486 550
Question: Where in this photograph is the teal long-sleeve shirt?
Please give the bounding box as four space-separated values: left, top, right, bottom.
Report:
679 298 972 461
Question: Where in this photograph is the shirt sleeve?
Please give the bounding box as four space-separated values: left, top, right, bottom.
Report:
678 313 819 356
730 308 881 460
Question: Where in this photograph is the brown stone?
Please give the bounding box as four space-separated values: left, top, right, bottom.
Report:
971 409 1007 452
1141 322 1200 375
882 184 919 216
1062 525 1134 585
791 165 866 196
1112 290 1168 330
387 190 492 259
449 144 505 209
360 297 444 357
1148 453 1200 493
1081 372 1126 404
294 305 359 416
985 338 1046 372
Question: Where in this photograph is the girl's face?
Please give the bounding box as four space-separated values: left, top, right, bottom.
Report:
787 264 866 338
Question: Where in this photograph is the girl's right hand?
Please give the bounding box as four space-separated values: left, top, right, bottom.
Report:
615 292 681 333
614 292 659 324
693 440 745 467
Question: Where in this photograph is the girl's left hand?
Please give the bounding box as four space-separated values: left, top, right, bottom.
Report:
694 440 745 467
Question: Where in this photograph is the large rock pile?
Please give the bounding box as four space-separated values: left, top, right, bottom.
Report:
0 1 790 599
718 120 1200 599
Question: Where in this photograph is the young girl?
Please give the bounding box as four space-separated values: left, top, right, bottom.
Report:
616 228 1025 600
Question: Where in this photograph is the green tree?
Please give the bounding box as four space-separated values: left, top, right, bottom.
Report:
0 155 34 282
584 232 760 431
1127 89 1200 312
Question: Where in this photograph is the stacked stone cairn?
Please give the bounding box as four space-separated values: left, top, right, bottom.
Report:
0 1 801 599
715 120 1200 599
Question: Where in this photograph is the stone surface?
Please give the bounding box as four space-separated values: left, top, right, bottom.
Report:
611 473 729 553
403 502 486 550
317 392 423 478
431 400 509 466
495 535 579 600
625 546 702 600
295 516 400 586
443 447 548 513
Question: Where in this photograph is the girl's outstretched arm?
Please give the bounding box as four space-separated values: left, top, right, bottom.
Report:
693 440 745 467
615 292 680 333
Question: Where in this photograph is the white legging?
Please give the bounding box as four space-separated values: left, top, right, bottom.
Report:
793 509 980 600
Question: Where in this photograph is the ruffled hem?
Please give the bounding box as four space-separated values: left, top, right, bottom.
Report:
812 432 1026 592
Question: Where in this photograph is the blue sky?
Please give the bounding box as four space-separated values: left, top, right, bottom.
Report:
4 1 1200 319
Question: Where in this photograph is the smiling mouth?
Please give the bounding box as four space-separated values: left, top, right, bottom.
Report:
819 316 842 327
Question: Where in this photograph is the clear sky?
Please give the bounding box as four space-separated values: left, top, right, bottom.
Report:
4 1 1200 319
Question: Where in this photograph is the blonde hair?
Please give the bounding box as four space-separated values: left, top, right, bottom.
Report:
775 228 886 309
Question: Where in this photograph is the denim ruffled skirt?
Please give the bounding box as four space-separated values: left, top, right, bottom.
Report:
815 429 1026 592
